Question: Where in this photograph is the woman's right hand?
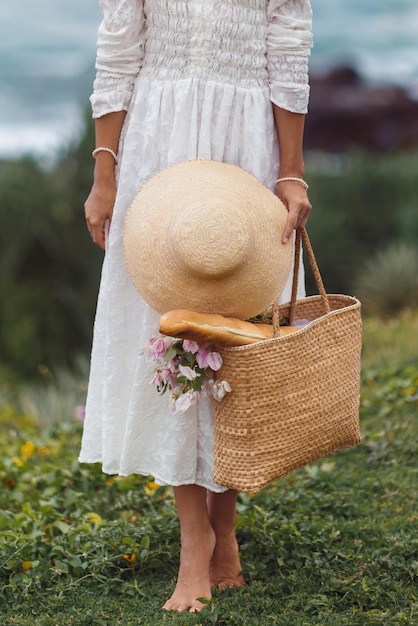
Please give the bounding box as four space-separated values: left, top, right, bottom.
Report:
84 175 117 250
85 113 127 249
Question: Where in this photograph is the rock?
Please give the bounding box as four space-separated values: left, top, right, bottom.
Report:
305 66 418 152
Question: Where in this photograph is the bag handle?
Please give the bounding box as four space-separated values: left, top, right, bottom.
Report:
273 227 330 335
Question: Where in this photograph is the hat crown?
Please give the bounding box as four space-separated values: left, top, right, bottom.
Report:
124 160 292 318
168 200 253 279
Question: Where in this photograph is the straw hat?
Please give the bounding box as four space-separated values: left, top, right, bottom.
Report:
123 160 292 319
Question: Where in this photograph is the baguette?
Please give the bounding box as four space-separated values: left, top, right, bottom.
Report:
159 309 297 346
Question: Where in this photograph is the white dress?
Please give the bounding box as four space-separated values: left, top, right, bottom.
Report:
79 0 313 492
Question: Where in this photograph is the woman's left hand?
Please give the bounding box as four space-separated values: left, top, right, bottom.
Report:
275 181 312 244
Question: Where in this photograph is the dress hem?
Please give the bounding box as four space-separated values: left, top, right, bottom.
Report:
77 456 228 493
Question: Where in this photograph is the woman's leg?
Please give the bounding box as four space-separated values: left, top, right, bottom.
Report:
207 489 246 589
163 485 215 612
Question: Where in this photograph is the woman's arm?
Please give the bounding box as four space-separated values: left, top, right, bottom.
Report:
85 0 146 248
273 105 311 244
266 0 313 243
84 111 126 249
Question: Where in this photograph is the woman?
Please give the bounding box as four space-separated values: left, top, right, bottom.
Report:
80 0 313 613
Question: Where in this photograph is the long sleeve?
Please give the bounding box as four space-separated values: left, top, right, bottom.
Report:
266 0 313 114
90 0 146 118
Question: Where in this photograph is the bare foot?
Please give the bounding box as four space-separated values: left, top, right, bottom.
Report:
163 526 216 612
209 531 246 590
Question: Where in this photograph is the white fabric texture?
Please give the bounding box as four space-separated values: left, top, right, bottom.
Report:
79 0 313 492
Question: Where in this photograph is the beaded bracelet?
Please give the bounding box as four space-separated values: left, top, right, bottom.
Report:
275 177 309 190
92 147 118 165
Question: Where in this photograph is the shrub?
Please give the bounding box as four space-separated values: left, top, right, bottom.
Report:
305 150 418 296
353 241 418 316
0 116 102 381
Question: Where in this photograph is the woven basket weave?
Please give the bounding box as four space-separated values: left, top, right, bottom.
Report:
213 228 362 494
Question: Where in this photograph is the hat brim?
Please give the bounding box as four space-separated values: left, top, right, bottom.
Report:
123 160 292 318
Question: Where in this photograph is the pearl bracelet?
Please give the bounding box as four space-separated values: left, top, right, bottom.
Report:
92 147 118 165
275 177 309 190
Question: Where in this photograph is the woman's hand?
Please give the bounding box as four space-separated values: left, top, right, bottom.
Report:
85 111 126 249
271 105 311 243
275 181 312 244
84 175 117 250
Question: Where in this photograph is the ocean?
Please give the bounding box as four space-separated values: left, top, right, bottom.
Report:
1 0 417 158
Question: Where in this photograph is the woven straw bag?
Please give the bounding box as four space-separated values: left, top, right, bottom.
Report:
213 228 362 494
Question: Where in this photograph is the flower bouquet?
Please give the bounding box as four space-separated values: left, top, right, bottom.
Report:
141 336 231 414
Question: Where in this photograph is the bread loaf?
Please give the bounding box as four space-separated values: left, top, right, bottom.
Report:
159 309 275 346
278 325 299 336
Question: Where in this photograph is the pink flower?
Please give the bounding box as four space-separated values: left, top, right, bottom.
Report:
182 339 200 354
168 393 178 415
74 405 85 421
150 370 164 388
211 380 232 401
161 364 176 381
196 349 223 371
141 336 175 360
142 334 230 414
164 359 178 375
175 390 199 413
152 336 175 359
178 364 200 381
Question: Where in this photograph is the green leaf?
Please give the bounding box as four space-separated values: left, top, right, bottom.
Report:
53 560 69 573
67 556 83 569
53 521 71 535
122 536 137 549
164 347 177 360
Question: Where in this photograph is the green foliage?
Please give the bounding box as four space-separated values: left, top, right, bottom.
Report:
0 112 101 381
354 242 418 316
0 317 417 625
305 151 418 297
361 312 418 371
2 356 89 426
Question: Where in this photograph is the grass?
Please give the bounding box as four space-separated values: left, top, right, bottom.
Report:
1 313 417 625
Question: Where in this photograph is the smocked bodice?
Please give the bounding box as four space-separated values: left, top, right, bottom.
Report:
141 0 269 87
91 0 313 117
